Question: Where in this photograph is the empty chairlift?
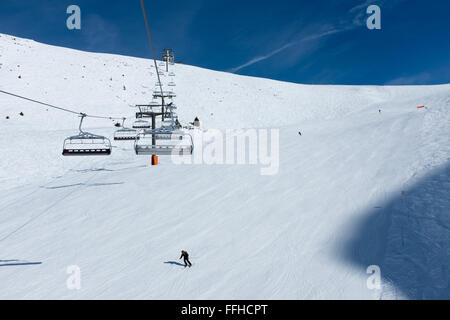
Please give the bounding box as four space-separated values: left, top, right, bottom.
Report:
132 119 151 129
166 102 177 110
135 129 193 156
149 101 161 108
169 72 175 77
62 114 111 156
164 106 178 124
168 81 176 87
114 118 139 141
155 122 183 139
161 118 176 130
153 91 176 99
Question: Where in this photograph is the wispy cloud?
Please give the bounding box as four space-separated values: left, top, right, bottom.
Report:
228 0 406 74
228 25 352 73
349 0 376 26
229 41 296 73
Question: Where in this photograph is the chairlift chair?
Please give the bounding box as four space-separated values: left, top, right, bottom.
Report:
161 118 176 129
162 105 177 120
168 82 176 87
114 118 139 141
135 129 193 155
156 126 183 140
166 102 177 110
153 91 176 99
132 119 151 129
162 109 178 122
168 72 175 77
62 114 111 156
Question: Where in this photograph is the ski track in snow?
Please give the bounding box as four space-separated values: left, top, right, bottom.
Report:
0 33 449 299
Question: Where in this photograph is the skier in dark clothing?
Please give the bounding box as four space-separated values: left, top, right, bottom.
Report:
180 250 192 267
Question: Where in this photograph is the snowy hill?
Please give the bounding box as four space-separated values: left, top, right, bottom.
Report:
0 33 449 299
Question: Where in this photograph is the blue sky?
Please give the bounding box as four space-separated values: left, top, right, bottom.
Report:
1 0 449 85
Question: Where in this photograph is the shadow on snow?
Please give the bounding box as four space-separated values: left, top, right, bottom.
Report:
43 182 124 189
340 161 450 299
164 261 186 267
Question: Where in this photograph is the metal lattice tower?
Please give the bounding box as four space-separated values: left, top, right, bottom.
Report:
162 48 174 64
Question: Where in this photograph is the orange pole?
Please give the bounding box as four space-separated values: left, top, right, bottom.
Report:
152 155 158 166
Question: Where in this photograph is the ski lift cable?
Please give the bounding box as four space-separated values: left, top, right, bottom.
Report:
0 89 126 121
0 158 105 244
140 0 166 117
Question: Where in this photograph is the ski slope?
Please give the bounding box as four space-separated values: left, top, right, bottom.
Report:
0 33 449 299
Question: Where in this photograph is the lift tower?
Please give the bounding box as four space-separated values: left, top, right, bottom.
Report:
162 48 174 72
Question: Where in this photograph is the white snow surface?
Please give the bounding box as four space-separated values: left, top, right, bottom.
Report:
0 33 449 299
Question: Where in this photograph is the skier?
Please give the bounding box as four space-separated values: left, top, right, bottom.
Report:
180 250 192 268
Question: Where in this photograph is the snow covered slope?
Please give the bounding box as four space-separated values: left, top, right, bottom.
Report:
0 33 449 299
